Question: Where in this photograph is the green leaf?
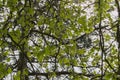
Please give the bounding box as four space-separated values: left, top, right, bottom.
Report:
28 8 34 15
78 15 87 27
104 73 117 80
7 0 17 11
6 57 10 62
7 68 12 73
105 34 111 41
14 71 20 80
17 16 25 26
78 49 85 54
0 63 7 78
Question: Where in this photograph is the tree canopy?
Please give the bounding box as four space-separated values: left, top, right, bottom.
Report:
0 0 120 80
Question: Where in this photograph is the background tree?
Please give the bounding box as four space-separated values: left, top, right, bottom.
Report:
0 0 120 80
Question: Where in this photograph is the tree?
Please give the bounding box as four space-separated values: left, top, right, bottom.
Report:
0 0 120 80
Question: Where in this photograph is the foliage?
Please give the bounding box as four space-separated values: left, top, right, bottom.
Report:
0 0 120 80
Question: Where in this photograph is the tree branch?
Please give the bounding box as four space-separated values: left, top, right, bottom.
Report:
29 71 95 77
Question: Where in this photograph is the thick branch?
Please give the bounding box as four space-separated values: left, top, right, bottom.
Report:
115 0 120 74
29 71 95 77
